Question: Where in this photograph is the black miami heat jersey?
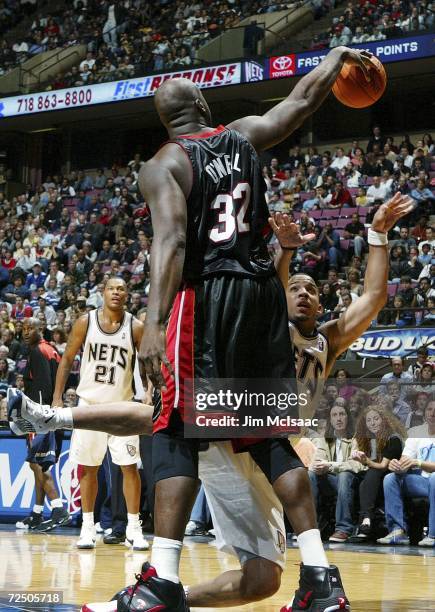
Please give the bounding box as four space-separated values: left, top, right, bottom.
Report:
171 125 274 281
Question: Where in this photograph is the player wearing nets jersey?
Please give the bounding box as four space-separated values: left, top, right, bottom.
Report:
10 46 384 612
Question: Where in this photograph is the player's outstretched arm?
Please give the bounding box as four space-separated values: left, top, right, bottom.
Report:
321 192 414 372
52 314 89 407
228 47 372 151
138 145 189 389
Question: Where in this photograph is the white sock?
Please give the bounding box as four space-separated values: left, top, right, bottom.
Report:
82 512 94 527
51 498 63 509
127 513 140 527
56 407 73 429
297 529 329 568
151 537 183 583
33 504 43 514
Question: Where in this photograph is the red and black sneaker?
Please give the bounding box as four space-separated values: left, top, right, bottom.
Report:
280 564 350 612
82 563 189 612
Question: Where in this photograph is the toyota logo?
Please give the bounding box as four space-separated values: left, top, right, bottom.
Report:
272 56 293 71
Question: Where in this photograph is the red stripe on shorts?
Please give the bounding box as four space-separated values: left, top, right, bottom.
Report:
154 286 195 433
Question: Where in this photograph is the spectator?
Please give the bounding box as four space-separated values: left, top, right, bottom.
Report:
309 403 364 543
419 226 435 252
390 226 417 255
407 346 430 379
380 357 413 398
344 213 366 257
329 181 353 208
26 262 47 290
10 296 33 319
411 179 435 204
385 380 412 425
334 368 358 402
317 223 341 269
415 277 435 306
367 125 386 154
366 176 390 203
413 362 434 394
330 148 350 171
378 400 435 547
405 392 428 429
352 406 405 540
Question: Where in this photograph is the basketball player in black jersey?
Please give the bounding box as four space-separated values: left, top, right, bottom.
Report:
11 46 379 612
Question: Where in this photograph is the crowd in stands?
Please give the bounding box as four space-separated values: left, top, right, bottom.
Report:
264 128 435 326
0 0 310 86
310 0 435 50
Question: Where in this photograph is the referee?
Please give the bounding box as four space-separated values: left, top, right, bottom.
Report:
16 318 70 531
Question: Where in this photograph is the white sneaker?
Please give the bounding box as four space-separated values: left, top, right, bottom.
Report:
125 523 149 550
95 522 104 534
185 520 197 536
418 535 435 547
77 524 97 549
7 388 58 435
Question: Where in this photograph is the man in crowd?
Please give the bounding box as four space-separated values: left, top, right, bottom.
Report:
380 357 413 398
378 400 435 546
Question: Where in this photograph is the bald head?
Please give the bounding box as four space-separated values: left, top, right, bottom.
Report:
154 78 211 132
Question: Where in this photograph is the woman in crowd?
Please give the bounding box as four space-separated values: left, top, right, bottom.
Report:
347 268 364 297
352 406 406 540
405 391 427 429
319 281 339 314
413 362 434 393
334 368 358 402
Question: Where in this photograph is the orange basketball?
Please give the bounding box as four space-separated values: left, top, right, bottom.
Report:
332 55 387 109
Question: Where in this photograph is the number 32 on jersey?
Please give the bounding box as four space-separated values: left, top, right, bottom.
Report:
210 182 251 243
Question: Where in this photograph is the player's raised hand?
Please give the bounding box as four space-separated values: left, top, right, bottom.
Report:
268 212 316 250
371 192 415 234
138 322 174 391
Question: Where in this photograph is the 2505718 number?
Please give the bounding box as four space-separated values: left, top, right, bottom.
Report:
95 364 116 385
209 182 251 243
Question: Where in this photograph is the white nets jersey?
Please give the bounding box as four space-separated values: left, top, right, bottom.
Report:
289 321 328 417
76 310 136 403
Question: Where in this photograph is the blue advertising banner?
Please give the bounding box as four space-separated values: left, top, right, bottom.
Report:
349 327 435 358
0 434 81 520
267 33 435 79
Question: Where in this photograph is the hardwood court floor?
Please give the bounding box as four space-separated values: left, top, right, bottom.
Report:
0 526 434 611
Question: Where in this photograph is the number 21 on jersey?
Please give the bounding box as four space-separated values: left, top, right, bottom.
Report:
209 182 251 243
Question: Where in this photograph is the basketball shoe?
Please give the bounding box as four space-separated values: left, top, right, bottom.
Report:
125 523 150 551
16 512 43 530
82 562 189 611
33 507 71 532
77 524 97 549
280 564 350 611
8 388 60 434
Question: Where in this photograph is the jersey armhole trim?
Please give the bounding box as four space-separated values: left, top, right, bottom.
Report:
129 314 135 351
162 140 194 201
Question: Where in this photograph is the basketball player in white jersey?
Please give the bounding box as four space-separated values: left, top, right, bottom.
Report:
50 277 149 551
9 194 414 611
